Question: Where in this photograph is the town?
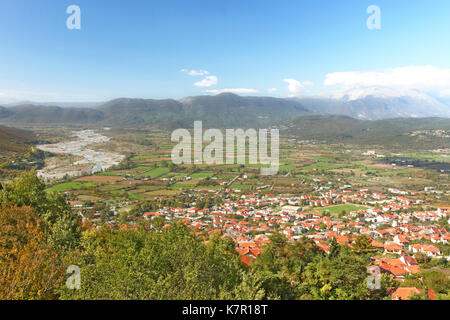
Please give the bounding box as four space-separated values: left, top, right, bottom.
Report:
57 129 449 300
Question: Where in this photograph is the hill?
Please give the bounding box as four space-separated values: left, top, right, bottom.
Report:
97 93 310 127
282 115 450 148
97 98 184 126
0 125 37 162
1 105 104 124
0 91 448 127
0 94 310 127
178 93 309 127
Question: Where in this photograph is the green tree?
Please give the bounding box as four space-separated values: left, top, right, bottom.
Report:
299 246 370 300
422 270 449 297
353 234 373 254
329 238 340 258
0 170 81 249
60 223 250 300
414 252 431 265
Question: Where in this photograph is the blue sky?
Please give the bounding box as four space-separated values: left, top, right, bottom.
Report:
0 0 450 102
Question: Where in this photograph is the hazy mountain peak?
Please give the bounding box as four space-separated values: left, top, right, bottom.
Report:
318 87 439 102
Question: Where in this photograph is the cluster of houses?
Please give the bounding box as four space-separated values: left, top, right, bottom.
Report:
70 181 449 299
129 193 449 266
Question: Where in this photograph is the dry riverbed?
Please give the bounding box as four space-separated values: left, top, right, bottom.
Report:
36 130 124 181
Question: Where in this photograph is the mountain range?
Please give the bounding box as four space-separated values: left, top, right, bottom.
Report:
296 87 450 120
0 88 449 127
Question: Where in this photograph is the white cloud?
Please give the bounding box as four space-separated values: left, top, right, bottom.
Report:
267 88 277 93
324 66 450 90
284 79 303 93
440 89 450 97
283 78 313 94
194 75 218 87
180 69 210 76
181 69 218 88
204 88 259 94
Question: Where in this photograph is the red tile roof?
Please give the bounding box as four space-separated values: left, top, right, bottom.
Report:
391 287 436 300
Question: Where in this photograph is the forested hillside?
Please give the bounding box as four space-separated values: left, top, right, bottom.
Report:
0 125 35 155
282 115 450 148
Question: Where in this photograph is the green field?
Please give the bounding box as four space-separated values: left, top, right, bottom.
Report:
313 204 370 216
46 181 98 192
40 126 449 213
142 167 170 177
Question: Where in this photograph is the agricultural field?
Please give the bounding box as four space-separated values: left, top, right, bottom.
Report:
38 127 449 217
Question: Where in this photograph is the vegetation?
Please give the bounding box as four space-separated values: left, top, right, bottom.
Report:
0 205 65 299
0 125 46 178
0 171 448 300
1 111 449 301
0 170 81 249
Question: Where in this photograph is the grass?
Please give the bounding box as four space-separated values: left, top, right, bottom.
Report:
145 189 181 196
313 204 370 216
108 190 148 200
190 172 214 178
400 152 450 163
46 181 97 192
132 166 152 171
141 167 170 177
98 171 129 176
